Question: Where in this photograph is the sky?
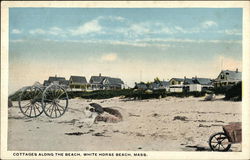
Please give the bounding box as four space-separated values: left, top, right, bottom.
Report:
9 8 242 93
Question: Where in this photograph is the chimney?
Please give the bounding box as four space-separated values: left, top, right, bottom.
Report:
99 73 101 77
236 68 238 73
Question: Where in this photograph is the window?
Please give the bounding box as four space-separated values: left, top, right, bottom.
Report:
220 75 224 79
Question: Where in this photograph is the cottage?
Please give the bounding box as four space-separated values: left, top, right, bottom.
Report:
103 77 124 90
43 75 69 87
160 81 170 91
183 78 201 92
148 81 169 91
134 82 147 90
169 78 184 92
214 69 242 87
194 77 213 91
69 76 88 91
89 74 124 90
148 82 160 90
184 77 213 92
89 74 107 90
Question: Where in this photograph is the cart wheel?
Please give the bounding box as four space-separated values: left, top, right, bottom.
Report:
209 132 231 151
42 84 68 118
18 86 44 118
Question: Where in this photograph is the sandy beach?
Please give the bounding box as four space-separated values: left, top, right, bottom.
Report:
8 95 241 151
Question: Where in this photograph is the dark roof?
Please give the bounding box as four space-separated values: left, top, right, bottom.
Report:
149 82 159 89
105 77 124 85
184 78 194 84
44 80 49 84
221 70 242 81
195 78 212 85
135 83 147 89
160 81 169 87
61 80 69 86
90 76 107 84
171 78 184 82
70 76 87 84
48 76 66 82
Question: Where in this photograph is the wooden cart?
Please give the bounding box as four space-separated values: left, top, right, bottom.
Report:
18 83 68 118
208 122 242 151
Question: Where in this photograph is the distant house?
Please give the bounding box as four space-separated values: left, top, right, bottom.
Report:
148 82 160 90
43 75 69 87
184 77 213 92
148 81 170 91
169 78 184 92
89 74 124 90
134 82 147 90
193 77 213 91
89 74 106 90
160 81 170 91
69 76 88 91
214 69 242 87
103 77 124 90
183 77 200 92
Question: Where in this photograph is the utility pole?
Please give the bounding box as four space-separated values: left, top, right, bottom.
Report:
221 58 223 71
140 70 142 82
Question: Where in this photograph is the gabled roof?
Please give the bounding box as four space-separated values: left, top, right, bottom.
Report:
184 78 194 84
44 80 49 84
60 80 69 86
70 76 87 84
105 77 124 85
90 76 107 84
195 78 212 85
170 78 184 82
221 70 242 81
48 76 66 82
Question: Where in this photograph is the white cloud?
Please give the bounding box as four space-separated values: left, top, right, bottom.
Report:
137 38 241 44
71 19 102 35
98 16 126 22
224 29 242 36
29 29 46 34
128 23 150 35
101 53 118 62
12 29 22 34
48 27 64 36
201 20 218 28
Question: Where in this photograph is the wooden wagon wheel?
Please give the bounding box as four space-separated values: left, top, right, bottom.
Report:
209 132 231 151
42 84 68 118
18 86 44 118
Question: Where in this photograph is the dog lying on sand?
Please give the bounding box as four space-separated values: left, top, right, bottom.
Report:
83 103 123 126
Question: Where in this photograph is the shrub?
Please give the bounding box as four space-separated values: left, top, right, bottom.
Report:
224 82 242 101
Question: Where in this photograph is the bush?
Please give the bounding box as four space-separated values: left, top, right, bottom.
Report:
68 89 133 99
125 89 167 100
212 86 231 95
224 82 242 101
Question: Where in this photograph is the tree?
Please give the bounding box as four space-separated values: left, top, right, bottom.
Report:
154 77 161 83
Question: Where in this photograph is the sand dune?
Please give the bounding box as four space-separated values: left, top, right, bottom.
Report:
8 95 241 151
